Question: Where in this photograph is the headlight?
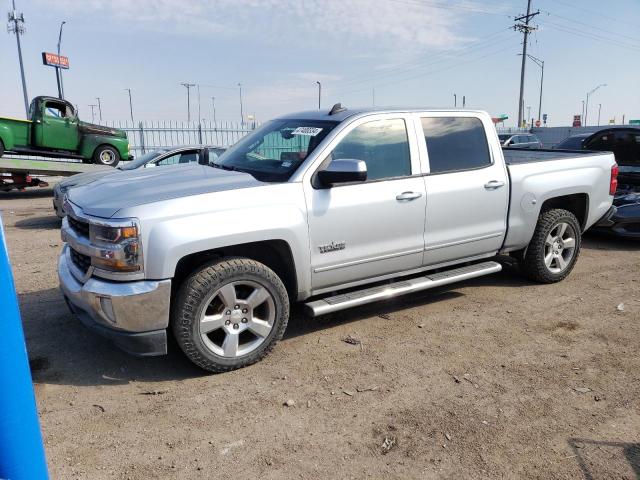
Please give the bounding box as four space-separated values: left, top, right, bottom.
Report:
89 221 142 273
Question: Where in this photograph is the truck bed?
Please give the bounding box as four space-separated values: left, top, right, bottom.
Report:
0 157 110 176
503 148 611 165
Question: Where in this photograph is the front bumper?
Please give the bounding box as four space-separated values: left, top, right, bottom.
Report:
58 245 171 356
52 189 64 218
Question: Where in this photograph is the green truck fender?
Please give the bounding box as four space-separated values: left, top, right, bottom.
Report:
79 135 130 161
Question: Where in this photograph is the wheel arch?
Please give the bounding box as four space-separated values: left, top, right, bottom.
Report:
539 193 589 231
172 240 298 300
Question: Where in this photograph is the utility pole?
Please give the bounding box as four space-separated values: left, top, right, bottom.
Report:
88 104 97 123
372 88 375 106
124 88 134 122
196 84 201 125
597 103 602 126
8 0 29 117
316 81 321 109
211 97 217 126
462 96 466 108
581 100 585 123
454 93 457 107
527 105 531 126
56 21 66 99
585 83 606 127
238 83 244 127
513 0 539 128
180 82 196 122
95 97 102 122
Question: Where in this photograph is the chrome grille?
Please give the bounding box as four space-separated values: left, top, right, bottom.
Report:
68 216 90 238
69 247 91 274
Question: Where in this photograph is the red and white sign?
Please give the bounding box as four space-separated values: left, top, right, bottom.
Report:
41 52 70 69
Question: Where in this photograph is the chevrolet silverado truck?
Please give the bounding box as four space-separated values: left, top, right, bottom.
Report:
0 96 129 166
58 105 618 373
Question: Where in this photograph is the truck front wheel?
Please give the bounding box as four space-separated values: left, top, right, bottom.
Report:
520 208 582 283
172 258 290 373
93 145 120 166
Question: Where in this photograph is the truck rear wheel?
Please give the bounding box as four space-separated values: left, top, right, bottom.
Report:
172 257 289 373
93 145 120 166
520 208 581 283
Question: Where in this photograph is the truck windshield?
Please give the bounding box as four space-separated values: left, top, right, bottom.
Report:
212 120 339 182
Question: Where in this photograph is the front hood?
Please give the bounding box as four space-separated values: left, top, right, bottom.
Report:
58 169 116 190
78 121 126 138
68 163 265 218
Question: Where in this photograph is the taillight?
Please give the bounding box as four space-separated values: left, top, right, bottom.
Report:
610 164 619 195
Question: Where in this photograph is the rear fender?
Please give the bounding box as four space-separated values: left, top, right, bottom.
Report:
79 135 129 160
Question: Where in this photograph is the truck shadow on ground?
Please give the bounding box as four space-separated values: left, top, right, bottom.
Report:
21 269 531 387
582 231 640 252
13 215 61 230
567 438 640 479
0 187 55 200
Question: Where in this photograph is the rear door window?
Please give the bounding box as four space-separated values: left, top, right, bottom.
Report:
421 117 492 174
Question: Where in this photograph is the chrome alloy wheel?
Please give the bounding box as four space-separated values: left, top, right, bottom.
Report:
100 149 116 165
544 222 576 274
198 280 275 358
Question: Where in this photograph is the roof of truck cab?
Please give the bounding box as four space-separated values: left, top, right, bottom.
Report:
274 107 488 122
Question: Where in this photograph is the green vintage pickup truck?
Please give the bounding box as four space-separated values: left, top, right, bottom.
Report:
0 96 130 166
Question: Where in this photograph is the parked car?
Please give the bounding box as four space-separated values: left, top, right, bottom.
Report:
553 133 591 150
58 105 616 372
498 133 542 149
52 145 226 217
554 127 640 237
0 96 130 166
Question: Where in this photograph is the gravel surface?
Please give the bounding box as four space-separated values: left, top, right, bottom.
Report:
2 184 639 479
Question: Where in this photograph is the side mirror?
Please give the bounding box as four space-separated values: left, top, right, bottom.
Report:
317 159 367 187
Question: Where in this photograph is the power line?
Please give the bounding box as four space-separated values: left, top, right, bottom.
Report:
540 9 640 45
386 0 516 17
543 21 640 53
332 42 517 97
540 0 638 29
332 28 514 91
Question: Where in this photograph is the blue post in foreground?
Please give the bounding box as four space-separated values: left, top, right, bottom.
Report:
0 216 49 479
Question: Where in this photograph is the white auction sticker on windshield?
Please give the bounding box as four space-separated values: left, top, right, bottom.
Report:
292 127 323 136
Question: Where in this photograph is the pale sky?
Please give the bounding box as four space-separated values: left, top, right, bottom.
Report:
1 0 639 127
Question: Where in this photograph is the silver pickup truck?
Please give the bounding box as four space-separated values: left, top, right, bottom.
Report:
58 106 618 372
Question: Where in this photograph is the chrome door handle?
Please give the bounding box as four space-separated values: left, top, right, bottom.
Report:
484 180 505 190
396 191 423 201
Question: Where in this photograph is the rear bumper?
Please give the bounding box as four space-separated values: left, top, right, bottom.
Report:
58 246 171 356
592 205 640 238
594 206 617 227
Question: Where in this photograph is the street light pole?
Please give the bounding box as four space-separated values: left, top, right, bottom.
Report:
124 88 134 122
597 103 602 126
524 54 544 123
88 104 97 123
316 81 321 109
527 105 531 126
581 100 585 124
180 82 196 122
95 97 102 122
585 83 606 127
238 83 244 127
56 21 66 99
454 93 457 108
196 84 201 125
7 0 29 116
211 97 216 126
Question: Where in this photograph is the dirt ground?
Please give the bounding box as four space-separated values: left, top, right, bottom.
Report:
1 182 639 480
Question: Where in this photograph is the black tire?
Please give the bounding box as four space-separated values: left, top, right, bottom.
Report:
172 258 289 373
92 145 120 166
521 208 582 283
0 139 5 158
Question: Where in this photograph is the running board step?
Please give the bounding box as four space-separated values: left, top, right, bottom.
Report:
304 261 502 317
